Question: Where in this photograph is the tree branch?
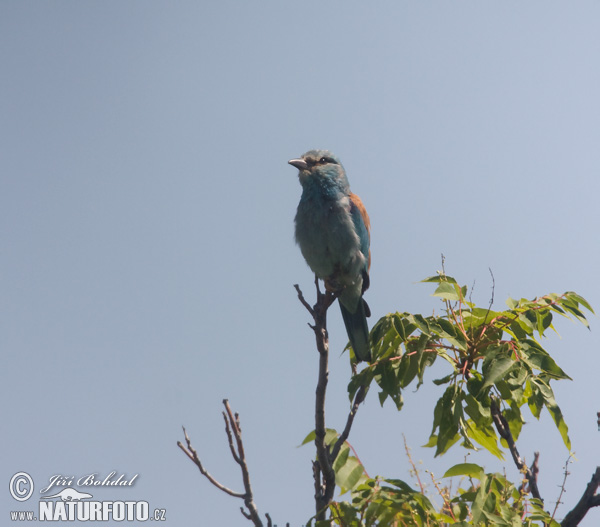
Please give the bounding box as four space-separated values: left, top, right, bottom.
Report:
295 278 369 519
490 398 542 501
330 384 367 462
561 466 600 527
552 453 574 520
178 400 265 527
177 426 245 499
295 279 338 520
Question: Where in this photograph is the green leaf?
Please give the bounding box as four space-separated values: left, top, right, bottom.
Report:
466 420 504 459
502 404 524 443
335 453 366 493
397 349 419 389
392 313 408 341
348 367 373 402
481 354 515 391
443 463 484 478
299 428 339 448
520 340 570 380
369 314 403 360
532 378 571 450
561 300 590 328
565 292 594 314
421 274 458 284
433 282 462 301
299 430 316 446
410 314 432 335
464 393 491 423
526 379 544 419
505 296 518 309
434 385 464 456
433 373 455 386
470 474 490 525
376 361 402 410
422 435 438 448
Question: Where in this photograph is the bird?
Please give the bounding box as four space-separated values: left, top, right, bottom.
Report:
289 149 372 362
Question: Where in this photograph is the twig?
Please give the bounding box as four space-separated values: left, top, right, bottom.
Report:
177 427 245 499
428 470 456 523
403 434 425 494
330 384 367 461
490 398 542 501
561 466 600 527
552 453 574 520
481 267 495 326
178 400 265 527
223 411 242 464
294 283 315 318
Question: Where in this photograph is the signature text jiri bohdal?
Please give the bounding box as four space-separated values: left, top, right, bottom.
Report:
40 472 139 494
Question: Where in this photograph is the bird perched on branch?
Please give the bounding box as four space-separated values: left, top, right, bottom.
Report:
289 149 372 362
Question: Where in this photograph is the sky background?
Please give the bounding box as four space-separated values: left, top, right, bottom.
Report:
2 2 599 526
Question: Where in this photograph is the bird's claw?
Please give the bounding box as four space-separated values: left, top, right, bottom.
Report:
324 277 343 294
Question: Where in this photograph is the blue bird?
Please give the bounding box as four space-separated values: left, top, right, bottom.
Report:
289 150 372 362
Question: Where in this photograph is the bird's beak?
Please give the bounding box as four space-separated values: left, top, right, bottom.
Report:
288 158 308 170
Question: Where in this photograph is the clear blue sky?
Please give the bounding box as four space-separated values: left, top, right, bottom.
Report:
2 2 599 526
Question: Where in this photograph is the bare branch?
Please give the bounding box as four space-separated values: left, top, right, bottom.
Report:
403 434 425 494
294 283 315 318
314 308 336 518
561 466 600 527
177 427 245 499
179 400 266 527
330 384 367 461
482 267 495 325
490 398 542 501
295 280 338 520
222 399 263 527
222 410 241 464
552 453 574 520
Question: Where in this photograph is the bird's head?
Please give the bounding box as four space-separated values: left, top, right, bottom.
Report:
288 150 350 195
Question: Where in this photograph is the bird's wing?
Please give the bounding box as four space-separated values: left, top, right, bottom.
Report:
349 192 371 272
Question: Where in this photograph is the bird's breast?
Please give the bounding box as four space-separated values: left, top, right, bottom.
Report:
294 195 365 284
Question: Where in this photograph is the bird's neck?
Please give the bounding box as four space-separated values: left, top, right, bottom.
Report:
301 178 349 202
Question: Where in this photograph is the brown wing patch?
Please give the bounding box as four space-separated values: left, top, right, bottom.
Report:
349 193 371 234
349 192 371 271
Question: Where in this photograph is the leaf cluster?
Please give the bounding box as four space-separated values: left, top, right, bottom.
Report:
307 272 593 526
350 273 592 458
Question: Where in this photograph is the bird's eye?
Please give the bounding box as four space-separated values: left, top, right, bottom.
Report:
319 157 334 164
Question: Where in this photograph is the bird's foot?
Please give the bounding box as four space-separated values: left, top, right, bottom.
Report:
324 277 343 294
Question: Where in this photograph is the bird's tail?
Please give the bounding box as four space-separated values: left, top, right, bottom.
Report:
340 299 371 362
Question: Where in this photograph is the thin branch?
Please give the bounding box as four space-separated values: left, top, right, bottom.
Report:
223 411 242 464
222 400 263 527
177 427 245 498
178 400 265 527
490 398 542 501
481 267 495 327
294 283 315 318
330 384 367 461
561 466 600 527
403 434 425 494
552 453 574 520
428 470 457 523
295 279 338 520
